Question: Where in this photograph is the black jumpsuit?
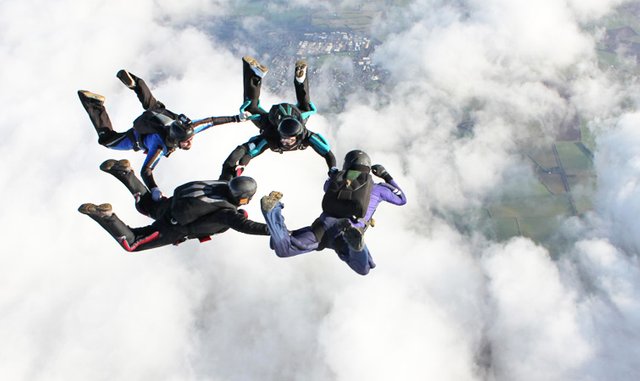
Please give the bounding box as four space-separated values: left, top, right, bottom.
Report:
85 167 269 252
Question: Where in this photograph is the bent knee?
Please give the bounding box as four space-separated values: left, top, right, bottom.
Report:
274 250 290 258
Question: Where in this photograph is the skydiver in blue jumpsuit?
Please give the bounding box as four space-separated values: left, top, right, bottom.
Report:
78 69 248 201
218 57 336 181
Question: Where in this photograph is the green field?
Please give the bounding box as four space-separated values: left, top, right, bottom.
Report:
601 10 640 31
484 139 596 248
466 5 640 249
555 142 593 174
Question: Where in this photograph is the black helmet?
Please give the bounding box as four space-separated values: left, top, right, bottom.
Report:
277 117 303 137
166 114 194 147
228 176 257 204
342 150 371 171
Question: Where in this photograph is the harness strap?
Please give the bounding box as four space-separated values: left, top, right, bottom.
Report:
127 129 143 151
311 218 326 250
366 218 375 230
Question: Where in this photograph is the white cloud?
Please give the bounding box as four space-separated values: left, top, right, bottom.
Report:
566 0 629 21
482 238 591 381
570 239 640 380
593 112 640 252
2 0 640 380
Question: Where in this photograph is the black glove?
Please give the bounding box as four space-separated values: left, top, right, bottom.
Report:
177 114 191 125
372 164 393 182
328 166 339 177
239 154 252 166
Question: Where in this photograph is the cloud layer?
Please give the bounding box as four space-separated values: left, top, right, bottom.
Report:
1 0 639 380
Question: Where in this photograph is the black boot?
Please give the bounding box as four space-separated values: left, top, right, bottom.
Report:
79 204 137 248
116 69 136 89
294 60 307 83
78 203 112 218
78 90 117 145
100 158 132 174
243 56 268 77
260 191 284 212
78 90 105 104
100 159 148 197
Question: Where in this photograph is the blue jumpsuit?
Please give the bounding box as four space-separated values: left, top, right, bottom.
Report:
78 72 239 191
107 121 224 190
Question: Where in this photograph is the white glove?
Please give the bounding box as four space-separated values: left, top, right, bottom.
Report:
151 187 164 201
237 111 250 122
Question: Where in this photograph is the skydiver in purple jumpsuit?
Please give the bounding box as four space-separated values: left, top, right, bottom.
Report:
260 160 407 276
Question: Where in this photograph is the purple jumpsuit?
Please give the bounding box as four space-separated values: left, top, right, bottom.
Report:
262 179 407 275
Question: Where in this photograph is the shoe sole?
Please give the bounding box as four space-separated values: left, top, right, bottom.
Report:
295 60 307 80
261 191 283 211
243 56 269 75
78 90 105 103
100 159 132 173
78 203 113 217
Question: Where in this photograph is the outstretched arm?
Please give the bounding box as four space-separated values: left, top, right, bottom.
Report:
307 133 336 169
191 113 248 134
140 149 162 191
140 135 166 200
299 101 317 120
371 165 407 205
244 135 270 159
219 136 268 181
375 181 407 205
218 209 270 235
